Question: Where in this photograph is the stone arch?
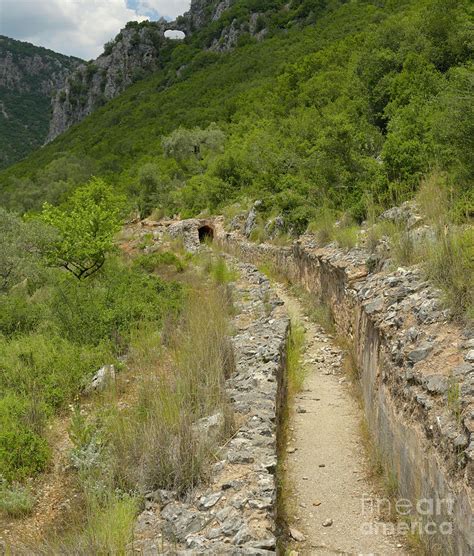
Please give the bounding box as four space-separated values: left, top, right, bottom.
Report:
164 29 186 40
198 224 214 243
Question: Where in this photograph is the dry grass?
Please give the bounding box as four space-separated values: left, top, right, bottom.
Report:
425 228 473 321
107 286 234 495
30 264 236 552
416 172 450 228
276 319 305 552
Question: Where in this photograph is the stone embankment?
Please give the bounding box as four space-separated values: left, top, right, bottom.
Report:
133 257 289 554
217 230 474 555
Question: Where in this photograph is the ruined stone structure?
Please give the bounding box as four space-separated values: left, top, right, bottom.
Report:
133 255 289 553
219 231 474 554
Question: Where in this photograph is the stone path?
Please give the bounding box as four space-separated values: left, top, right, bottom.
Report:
275 284 406 555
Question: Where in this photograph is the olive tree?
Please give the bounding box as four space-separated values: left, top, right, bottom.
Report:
162 123 225 161
0 208 52 292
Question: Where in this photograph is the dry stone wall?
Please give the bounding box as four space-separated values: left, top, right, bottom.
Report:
218 230 474 555
133 257 289 554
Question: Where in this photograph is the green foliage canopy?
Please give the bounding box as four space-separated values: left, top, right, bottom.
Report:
40 178 126 279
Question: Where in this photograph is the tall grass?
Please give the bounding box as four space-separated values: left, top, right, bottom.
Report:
61 494 138 555
209 257 237 284
426 229 473 320
307 207 336 245
287 322 305 395
107 286 234 495
308 208 359 250
276 319 305 552
416 173 473 320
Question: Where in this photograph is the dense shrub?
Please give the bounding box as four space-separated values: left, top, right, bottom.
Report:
0 211 183 483
0 394 50 481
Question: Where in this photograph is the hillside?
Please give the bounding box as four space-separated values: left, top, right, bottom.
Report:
0 0 472 225
46 0 272 141
0 0 473 551
0 36 82 169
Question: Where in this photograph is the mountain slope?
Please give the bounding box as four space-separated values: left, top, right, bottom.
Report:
46 20 172 142
46 0 287 142
0 36 82 169
0 0 472 225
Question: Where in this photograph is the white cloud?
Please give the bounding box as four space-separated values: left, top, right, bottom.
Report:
0 0 151 59
137 0 190 20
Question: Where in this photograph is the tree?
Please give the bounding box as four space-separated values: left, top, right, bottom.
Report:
162 123 225 161
137 163 160 219
0 208 51 292
40 178 125 280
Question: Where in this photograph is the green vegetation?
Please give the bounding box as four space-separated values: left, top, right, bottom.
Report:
414 175 474 319
0 184 182 484
134 250 186 273
287 322 306 394
40 178 126 279
0 36 82 169
31 250 234 552
1 0 472 235
0 479 35 517
0 178 235 552
0 0 473 529
206 255 238 284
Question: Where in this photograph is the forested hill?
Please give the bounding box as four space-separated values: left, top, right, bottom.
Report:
0 0 472 229
0 36 82 169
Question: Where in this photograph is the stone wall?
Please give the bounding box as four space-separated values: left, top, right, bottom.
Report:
133 258 289 554
218 231 474 554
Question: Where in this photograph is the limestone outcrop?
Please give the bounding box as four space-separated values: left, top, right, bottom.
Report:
46 0 267 142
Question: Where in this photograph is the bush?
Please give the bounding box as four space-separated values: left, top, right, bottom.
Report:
0 394 51 481
426 228 474 320
0 292 45 337
0 333 110 411
48 258 182 348
0 479 35 517
134 251 185 273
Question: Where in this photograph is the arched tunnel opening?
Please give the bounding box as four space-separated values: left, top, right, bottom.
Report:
198 225 214 243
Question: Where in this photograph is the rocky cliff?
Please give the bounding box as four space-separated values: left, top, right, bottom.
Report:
46 20 170 142
47 0 269 142
0 36 82 168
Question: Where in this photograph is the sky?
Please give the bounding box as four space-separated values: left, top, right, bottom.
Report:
0 0 191 60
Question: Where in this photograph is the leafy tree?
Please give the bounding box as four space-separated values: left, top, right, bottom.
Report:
40 178 125 279
162 123 225 161
0 208 52 292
